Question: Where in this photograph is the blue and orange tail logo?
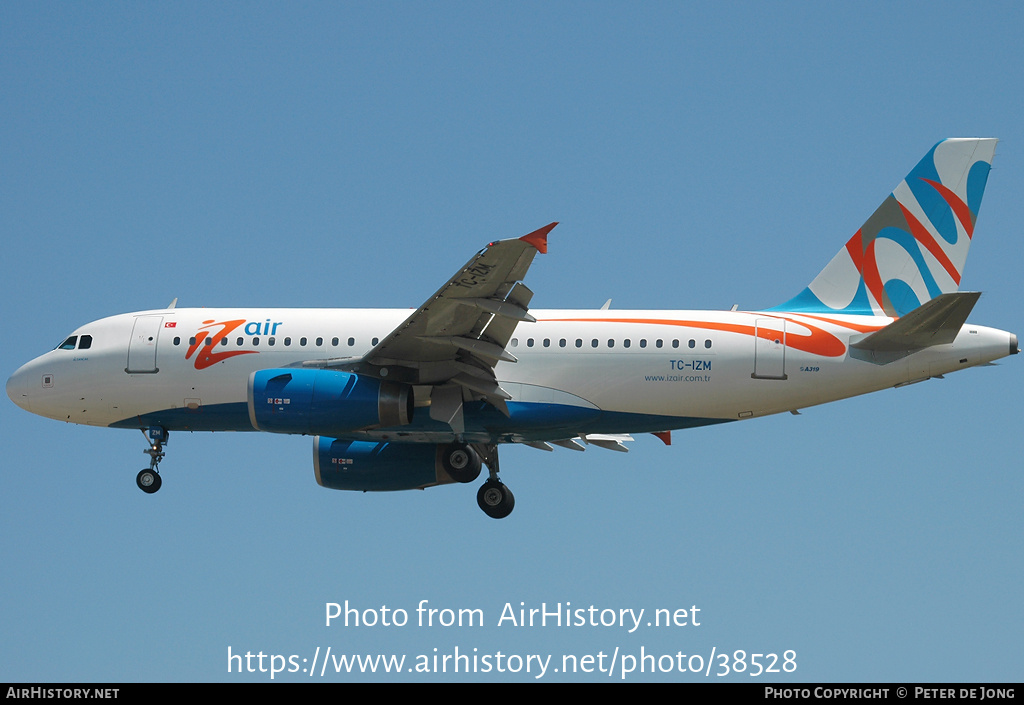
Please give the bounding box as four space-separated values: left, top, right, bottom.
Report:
771 138 997 317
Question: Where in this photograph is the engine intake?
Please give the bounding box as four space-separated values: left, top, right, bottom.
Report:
248 369 412 436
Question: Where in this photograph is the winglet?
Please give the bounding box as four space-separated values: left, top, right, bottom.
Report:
519 222 557 254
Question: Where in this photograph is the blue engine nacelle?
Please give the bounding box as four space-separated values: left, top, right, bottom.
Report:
247 369 413 436
314 437 464 491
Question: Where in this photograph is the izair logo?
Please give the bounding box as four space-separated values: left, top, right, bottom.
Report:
185 319 282 370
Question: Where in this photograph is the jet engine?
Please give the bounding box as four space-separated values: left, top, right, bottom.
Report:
248 369 412 436
314 437 482 491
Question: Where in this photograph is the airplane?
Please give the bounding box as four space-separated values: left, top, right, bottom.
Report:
6 138 1018 519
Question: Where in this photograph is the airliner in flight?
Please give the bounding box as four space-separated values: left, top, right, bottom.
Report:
7 139 1017 518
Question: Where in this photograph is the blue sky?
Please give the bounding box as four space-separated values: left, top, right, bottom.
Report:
2 2 1021 682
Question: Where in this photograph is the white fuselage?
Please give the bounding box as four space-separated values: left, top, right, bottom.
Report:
7 306 1016 444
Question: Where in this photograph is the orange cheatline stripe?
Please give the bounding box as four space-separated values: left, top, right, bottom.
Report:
538 316 851 358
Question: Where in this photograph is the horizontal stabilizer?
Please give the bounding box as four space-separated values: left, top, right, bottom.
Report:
851 292 980 352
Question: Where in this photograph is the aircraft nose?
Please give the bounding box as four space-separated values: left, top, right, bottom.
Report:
7 364 35 413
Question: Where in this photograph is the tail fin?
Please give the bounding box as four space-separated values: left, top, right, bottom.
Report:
771 138 997 317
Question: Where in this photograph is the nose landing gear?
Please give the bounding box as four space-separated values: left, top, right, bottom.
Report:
136 468 161 493
136 427 167 494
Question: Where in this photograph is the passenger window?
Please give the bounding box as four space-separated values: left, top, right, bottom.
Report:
559 339 566 348
173 337 181 346
332 337 339 346
252 337 260 346
268 337 276 346
220 338 228 346
372 337 379 345
623 339 630 348
672 339 679 348
543 339 550 347
640 339 647 348
527 339 534 347
689 339 696 348
316 337 324 346
591 339 598 348
78 335 92 350
575 339 582 348
511 338 518 347
284 337 291 346
236 337 244 346
656 339 663 348
348 337 355 346
705 339 712 349
300 337 307 346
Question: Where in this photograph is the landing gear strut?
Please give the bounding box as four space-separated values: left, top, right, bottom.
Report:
136 427 167 494
472 443 515 519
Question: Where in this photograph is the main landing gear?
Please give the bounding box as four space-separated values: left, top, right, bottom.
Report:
136 427 168 494
441 442 516 519
476 480 515 520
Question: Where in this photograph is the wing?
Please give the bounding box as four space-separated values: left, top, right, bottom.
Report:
307 223 556 432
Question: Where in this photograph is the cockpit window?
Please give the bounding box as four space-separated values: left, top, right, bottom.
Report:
55 335 93 351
